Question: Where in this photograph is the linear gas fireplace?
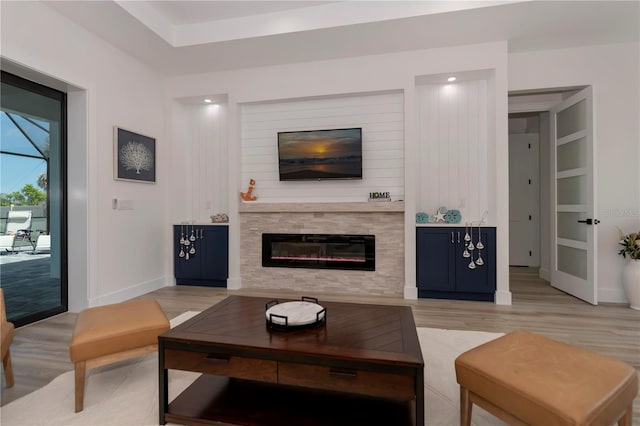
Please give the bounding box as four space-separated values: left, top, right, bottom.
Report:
262 233 375 271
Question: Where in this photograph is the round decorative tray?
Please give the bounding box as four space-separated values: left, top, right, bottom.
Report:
265 296 326 330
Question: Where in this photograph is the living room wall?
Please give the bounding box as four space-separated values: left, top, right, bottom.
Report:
4 2 636 308
166 42 510 302
509 41 640 303
1 1 170 310
240 91 405 203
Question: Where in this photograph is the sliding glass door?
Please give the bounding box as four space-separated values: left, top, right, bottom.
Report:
0 71 67 327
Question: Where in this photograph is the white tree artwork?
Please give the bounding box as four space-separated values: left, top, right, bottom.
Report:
119 141 153 174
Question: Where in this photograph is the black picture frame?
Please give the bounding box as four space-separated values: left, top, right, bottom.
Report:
114 126 156 183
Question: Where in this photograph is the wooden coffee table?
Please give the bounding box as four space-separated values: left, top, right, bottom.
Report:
158 295 424 425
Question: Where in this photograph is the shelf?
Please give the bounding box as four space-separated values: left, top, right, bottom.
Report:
239 201 405 213
166 374 414 426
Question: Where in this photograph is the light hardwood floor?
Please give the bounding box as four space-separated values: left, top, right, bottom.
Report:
2 267 639 423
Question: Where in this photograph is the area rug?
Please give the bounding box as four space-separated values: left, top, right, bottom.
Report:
1 312 506 425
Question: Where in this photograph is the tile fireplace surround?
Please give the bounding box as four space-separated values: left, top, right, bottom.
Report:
239 202 404 297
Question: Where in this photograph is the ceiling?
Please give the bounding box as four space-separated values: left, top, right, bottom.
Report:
45 0 639 76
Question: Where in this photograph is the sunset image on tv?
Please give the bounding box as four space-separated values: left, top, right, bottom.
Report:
278 128 362 180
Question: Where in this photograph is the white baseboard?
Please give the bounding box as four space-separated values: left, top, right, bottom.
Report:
598 288 629 305
89 276 170 307
539 268 550 281
227 276 242 290
404 286 418 300
495 290 512 305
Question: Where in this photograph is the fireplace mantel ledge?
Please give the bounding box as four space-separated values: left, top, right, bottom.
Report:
239 201 404 213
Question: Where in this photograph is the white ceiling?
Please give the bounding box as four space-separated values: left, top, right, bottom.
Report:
45 0 639 76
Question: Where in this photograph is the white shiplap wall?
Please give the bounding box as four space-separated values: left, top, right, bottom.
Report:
416 80 489 224
240 91 404 202
173 103 228 222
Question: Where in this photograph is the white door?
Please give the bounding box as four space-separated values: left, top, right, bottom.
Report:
549 87 597 304
509 133 540 266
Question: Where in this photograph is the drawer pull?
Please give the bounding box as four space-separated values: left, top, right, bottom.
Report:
328 368 358 378
205 355 230 363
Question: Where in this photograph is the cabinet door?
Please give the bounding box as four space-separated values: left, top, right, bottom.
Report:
201 226 229 281
455 227 496 294
416 228 455 291
174 226 202 279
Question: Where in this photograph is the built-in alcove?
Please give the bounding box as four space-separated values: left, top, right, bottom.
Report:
415 69 495 225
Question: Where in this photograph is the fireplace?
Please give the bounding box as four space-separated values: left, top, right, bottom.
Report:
262 233 375 271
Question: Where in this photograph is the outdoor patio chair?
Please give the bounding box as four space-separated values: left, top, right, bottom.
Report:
3 211 34 253
33 234 51 254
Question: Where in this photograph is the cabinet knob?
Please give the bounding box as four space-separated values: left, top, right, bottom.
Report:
451 232 454 244
457 232 461 243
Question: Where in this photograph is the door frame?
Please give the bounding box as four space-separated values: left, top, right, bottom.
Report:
0 70 68 326
508 86 595 302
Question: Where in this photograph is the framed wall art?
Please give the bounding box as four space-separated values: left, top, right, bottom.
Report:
114 126 156 183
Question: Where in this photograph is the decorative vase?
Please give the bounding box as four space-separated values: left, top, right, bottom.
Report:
622 259 640 310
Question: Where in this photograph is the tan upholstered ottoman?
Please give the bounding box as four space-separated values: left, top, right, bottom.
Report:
69 298 169 412
455 330 638 426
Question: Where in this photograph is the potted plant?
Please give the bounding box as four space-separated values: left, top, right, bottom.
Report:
618 228 640 310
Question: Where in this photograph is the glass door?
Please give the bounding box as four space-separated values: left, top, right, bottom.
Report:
0 71 67 326
549 86 597 304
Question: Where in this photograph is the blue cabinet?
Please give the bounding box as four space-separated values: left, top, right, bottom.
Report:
173 225 228 287
416 227 496 301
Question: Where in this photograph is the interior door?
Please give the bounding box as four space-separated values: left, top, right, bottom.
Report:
549 86 597 304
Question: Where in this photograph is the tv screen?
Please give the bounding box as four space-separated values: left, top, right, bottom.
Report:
278 128 362 181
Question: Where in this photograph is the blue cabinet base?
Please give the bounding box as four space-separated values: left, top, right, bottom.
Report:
176 278 227 288
174 225 228 288
416 227 496 302
418 289 494 302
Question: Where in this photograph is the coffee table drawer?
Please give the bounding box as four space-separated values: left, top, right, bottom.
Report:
164 349 277 382
278 362 415 399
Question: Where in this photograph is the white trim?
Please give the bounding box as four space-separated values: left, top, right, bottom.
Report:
557 238 587 250
557 168 586 179
495 289 512 305
90 276 170 307
557 204 587 213
557 129 587 145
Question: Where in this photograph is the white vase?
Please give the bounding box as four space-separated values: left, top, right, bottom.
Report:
622 259 640 310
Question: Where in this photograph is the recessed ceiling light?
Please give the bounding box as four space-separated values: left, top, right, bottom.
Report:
204 98 212 103
447 77 456 82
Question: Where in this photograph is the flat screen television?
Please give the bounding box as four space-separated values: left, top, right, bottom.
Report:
278 128 362 181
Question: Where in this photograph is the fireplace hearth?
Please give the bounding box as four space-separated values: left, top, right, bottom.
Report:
262 233 375 271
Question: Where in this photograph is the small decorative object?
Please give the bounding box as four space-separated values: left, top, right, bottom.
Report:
617 228 640 310
240 178 257 201
369 192 391 202
475 223 485 265
433 207 447 223
265 296 326 330
462 221 487 269
177 223 203 261
416 212 429 224
210 213 229 223
114 127 156 183
444 209 462 223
